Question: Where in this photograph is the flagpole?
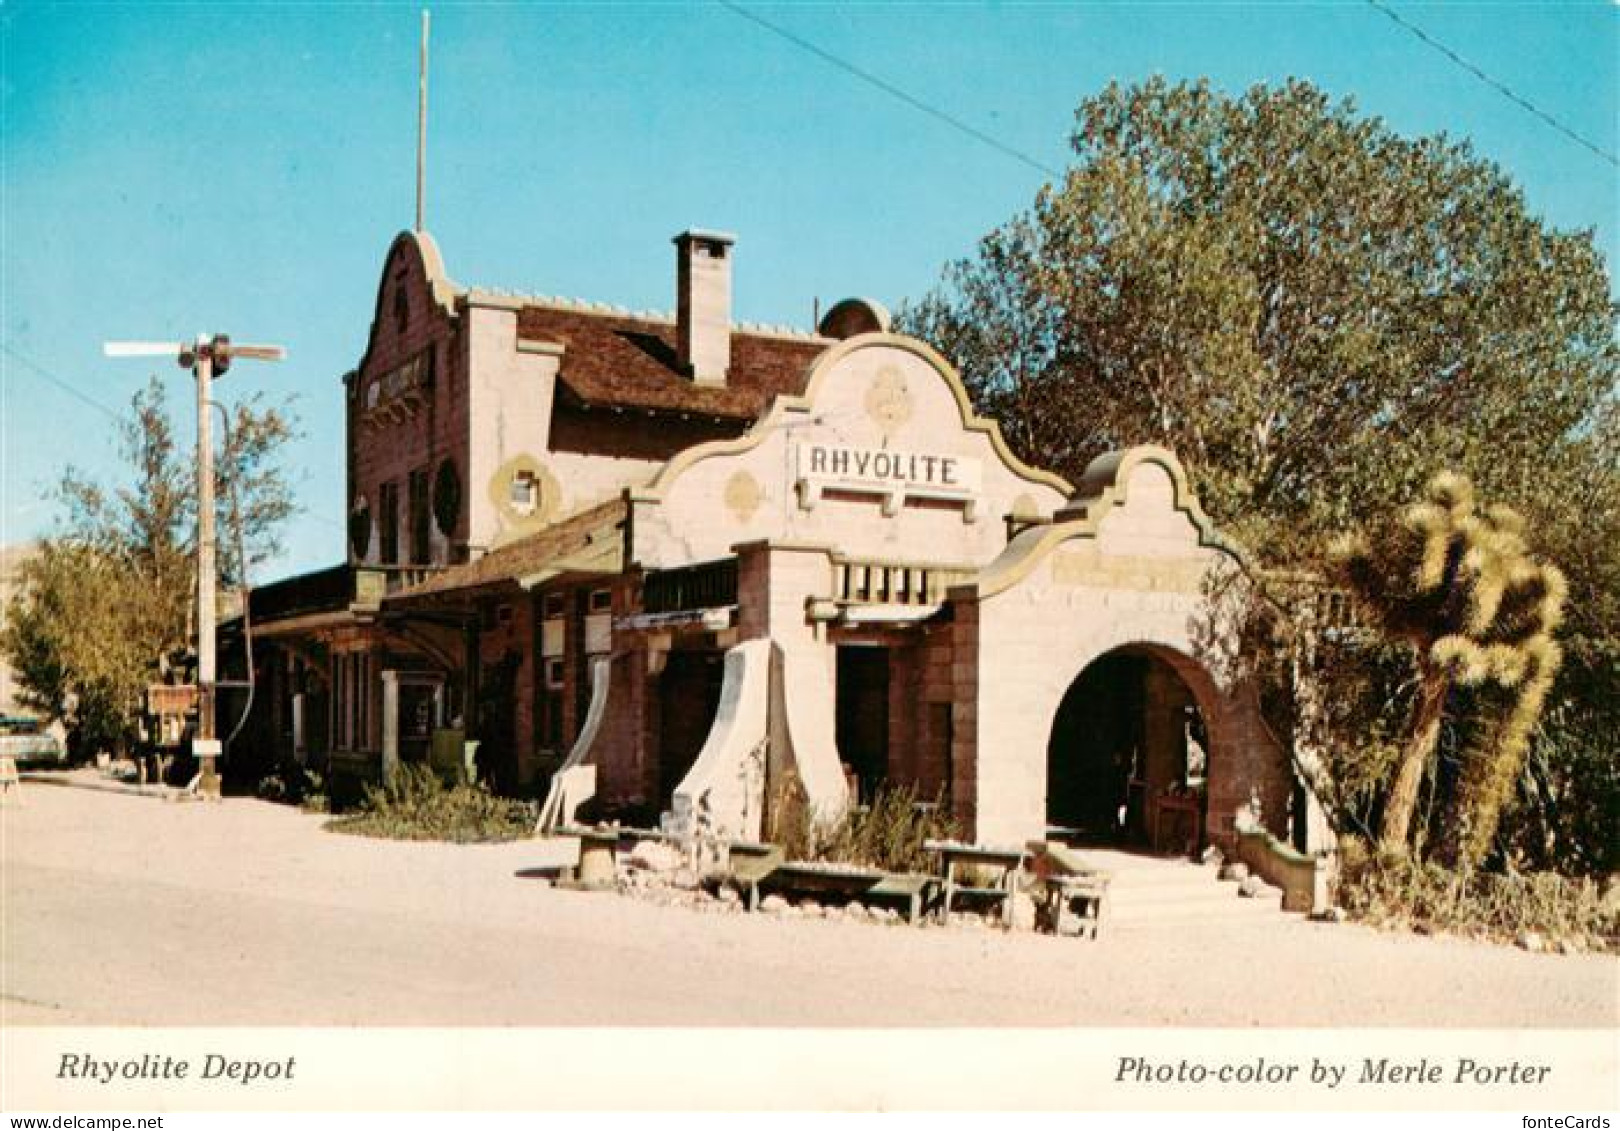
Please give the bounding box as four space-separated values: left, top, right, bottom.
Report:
417 9 430 232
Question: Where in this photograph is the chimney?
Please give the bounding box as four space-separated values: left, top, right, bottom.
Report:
674 229 734 384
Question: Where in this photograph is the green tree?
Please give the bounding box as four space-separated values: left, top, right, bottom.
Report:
902 76 1614 547
1 376 297 758
903 77 1618 872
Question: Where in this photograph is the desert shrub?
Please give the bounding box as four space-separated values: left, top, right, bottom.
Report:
1336 837 1617 952
326 762 537 843
257 764 325 808
776 783 958 873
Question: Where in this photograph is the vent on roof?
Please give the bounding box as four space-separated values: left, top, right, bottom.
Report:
674 229 734 385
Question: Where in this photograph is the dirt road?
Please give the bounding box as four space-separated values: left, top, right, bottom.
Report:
2 782 1614 1027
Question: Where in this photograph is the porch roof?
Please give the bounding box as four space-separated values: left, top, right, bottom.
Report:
387 498 628 604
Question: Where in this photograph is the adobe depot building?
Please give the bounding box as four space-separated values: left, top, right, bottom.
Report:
237 227 1319 856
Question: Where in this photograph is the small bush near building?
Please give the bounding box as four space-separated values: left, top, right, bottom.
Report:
256 765 327 811
1336 838 1618 953
773 783 958 873
326 763 538 844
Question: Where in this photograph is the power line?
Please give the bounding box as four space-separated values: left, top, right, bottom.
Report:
2 341 124 422
718 0 1063 181
2 340 347 534
1366 0 1618 169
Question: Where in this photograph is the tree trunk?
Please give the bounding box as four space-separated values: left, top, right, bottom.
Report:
1381 668 1448 851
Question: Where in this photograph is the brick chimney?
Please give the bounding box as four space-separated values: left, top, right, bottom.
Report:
674 229 734 384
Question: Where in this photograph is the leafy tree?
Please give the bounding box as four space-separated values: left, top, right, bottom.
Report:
903 77 1618 873
902 76 1614 555
1332 473 1565 865
1 376 297 758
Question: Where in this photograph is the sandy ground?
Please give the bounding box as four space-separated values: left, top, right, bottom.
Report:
1 778 1615 1027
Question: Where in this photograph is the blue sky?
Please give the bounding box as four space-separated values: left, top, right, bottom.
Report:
3 1 1616 583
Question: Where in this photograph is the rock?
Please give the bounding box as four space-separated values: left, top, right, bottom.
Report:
1219 862 1250 883
1516 930 1546 953
760 895 789 914
1238 876 1279 900
1009 892 1038 931
627 840 685 874
799 900 822 918
669 868 700 890
716 885 742 906
1201 845 1225 867
1311 906 1346 924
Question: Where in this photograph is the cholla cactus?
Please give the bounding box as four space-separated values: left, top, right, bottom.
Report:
1333 472 1565 861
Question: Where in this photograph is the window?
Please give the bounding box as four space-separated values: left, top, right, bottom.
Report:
542 592 567 620
349 496 371 560
409 467 431 564
545 658 566 690
588 587 612 614
379 482 400 565
510 470 539 515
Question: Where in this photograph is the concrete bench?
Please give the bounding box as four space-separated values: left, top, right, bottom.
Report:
555 825 622 890
723 841 783 911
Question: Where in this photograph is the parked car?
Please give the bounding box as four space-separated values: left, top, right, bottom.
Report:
0 715 65 765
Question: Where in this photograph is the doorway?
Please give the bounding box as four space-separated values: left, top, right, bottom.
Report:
836 645 890 806
1046 647 1208 853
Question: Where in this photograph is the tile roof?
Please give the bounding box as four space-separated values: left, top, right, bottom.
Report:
513 304 827 420
388 497 629 602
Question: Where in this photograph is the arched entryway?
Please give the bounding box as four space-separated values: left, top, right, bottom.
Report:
1046 645 1211 855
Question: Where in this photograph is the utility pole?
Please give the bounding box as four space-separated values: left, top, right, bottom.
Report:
105 334 285 798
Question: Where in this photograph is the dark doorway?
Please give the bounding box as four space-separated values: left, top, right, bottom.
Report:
1046 648 1209 853
1046 653 1146 842
478 652 520 794
658 650 726 803
836 645 891 805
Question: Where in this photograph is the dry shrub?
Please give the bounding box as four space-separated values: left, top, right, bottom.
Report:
768 782 958 873
1337 837 1617 951
326 762 537 844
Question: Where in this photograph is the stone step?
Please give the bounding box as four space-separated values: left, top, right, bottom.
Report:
1106 885 1275 909
1108 909 1305 932
1109 892 1283 918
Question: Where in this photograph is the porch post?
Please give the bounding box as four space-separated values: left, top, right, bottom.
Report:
381 669 400 788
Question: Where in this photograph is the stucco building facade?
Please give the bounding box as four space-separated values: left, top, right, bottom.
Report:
238 228 1312 856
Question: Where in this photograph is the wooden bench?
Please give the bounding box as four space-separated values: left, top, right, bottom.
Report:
926 840 1028 926
1026 841 1111 939
759 862 937 924
1045 873 1110 939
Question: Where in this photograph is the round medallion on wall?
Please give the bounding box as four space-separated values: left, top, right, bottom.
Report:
724 470 763 523
865 365 913 436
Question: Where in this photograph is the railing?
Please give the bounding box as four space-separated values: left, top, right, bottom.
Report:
833 559 975 606
642 558 739 614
